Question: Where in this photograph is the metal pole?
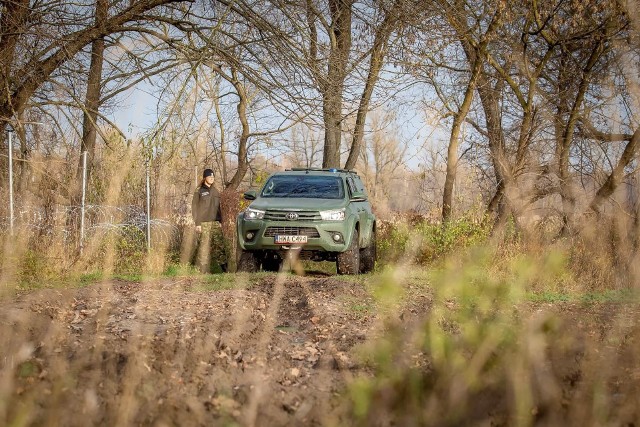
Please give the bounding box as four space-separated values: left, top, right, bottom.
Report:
146 162 151 251
8 129 14 236
80 151 88 254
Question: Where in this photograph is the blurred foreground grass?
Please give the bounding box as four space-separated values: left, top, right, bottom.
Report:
346 246 640 426
1 215 639 425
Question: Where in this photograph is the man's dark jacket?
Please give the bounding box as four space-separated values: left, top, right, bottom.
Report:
192 184 222 225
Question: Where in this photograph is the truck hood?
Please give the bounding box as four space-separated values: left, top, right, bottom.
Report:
250 197 347 211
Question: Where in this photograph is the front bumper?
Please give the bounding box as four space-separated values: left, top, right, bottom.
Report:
237 216 356 252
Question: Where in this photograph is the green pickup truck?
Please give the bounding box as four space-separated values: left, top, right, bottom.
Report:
236 168 376 274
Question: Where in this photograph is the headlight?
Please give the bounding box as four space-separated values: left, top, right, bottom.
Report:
320 208 345 221
244 208 265 220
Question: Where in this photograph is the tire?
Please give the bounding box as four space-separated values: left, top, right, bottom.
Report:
237 250 259 273
359 228 376 273
336 229 360 275
262 253 282 272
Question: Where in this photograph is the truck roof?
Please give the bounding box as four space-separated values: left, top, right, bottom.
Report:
282 168 360 176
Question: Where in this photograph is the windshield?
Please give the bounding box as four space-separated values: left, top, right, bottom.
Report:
261 175 344 199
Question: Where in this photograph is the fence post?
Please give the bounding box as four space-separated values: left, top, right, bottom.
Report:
80 151 88 254
8 129 14 236
146 162 151 252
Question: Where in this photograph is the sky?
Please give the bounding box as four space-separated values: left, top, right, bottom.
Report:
110 84 159 139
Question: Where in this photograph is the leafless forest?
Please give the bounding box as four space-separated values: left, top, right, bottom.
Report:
1 0 638 226
1 0 640 425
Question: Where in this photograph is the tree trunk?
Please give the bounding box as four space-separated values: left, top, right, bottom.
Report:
589 127 640 213
344 1 399 170
16 115 30 192
78 0 108 188
0 0 30 120
321 0 353 169
226 68 250 190
476 77 510 225
322 92 343 168
442 7 502 221
213 83 228 186
557 40 604 234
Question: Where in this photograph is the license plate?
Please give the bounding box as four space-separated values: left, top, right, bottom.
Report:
274 235 308 244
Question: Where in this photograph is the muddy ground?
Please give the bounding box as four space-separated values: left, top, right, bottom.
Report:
0 272 639 426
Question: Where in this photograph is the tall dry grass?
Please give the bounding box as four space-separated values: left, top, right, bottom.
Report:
0 134 251 293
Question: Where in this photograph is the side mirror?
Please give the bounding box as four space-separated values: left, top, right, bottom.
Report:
243 190 257 200
351 191 367 202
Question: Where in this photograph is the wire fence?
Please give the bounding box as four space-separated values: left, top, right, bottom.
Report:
2 138 184 251
0 203 180 246
1 133 243 268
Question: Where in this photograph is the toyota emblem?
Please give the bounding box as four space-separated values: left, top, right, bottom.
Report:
285 212 299 221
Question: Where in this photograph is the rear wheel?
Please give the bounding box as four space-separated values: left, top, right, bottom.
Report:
336 229 360 275
359 229 376 273
237 250 259 273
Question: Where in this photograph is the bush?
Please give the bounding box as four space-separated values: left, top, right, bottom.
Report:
17 249 58 288
377 216 491 266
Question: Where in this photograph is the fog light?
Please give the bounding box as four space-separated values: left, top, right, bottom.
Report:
333 233 342 242
246 231 255 240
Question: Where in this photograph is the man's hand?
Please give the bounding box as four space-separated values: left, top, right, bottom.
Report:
196 225 202 233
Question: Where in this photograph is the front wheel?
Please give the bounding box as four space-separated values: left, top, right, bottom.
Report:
359 229 376 273
336 229 360 275
237 249 259 273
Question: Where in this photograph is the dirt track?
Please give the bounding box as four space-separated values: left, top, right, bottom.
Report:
0 274 387 426
1 273 639 426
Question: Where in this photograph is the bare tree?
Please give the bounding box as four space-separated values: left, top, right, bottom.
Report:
213 0 409 169
439 0 503 221
281 123 323 168
358 109 411 210
78 0 109 184
0 0 192 134
343 0 405 169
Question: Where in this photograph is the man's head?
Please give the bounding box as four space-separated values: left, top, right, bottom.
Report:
203 168 215 185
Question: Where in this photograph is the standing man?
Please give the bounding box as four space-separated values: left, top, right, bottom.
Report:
191 168 225 273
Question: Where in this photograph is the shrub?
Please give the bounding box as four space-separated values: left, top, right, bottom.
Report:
377 215 491 266
17 249 57 288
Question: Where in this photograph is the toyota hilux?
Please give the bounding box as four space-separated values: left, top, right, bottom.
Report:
236 168 376 274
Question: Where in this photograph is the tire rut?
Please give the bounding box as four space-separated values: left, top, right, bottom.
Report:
0 275 376 427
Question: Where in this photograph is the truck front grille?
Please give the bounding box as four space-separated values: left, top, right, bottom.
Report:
264 210 321 221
